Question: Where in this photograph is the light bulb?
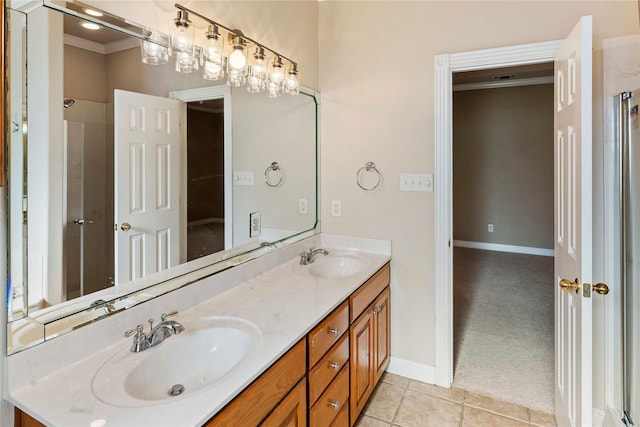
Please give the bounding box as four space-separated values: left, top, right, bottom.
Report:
229 47 246 71
285 72 299 95
171 26 190 51
269 56 285 84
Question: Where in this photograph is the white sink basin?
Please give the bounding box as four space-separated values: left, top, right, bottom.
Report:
299 254 370 279
92 316 261 407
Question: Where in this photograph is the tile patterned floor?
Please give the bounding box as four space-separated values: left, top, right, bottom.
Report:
355 373 558 427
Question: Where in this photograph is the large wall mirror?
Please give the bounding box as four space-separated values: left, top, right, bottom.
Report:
6 1 318 354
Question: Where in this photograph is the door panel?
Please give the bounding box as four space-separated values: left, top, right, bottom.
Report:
554 16 593 427
114 90 182 284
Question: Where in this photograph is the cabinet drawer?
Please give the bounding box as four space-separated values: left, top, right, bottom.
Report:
308 333 349 404
309 365 349 427
308 301 349 367
350 263 390 323
330 404 349 427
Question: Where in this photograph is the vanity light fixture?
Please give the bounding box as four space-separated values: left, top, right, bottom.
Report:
139 3 301 97
203 24 224 80
284 63 300 95
247 47 268 93
171 10 198 73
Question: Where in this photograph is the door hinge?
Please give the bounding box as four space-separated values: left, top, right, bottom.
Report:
583 283 591 298
623 410 634 426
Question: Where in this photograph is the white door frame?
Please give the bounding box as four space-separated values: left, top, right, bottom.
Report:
433 40 562 387
169 85 233 252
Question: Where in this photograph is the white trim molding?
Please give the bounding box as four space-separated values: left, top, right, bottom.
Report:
386 357 435 384
434 40 561 390
453 240 555 257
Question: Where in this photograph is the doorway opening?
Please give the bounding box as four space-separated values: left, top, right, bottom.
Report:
186 99 226 261
451 64 555 412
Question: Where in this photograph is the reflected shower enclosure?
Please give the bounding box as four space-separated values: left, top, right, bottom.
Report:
63 99 113 300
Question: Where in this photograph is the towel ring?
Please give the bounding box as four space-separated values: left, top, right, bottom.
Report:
357 161 382 191
265 162 285 187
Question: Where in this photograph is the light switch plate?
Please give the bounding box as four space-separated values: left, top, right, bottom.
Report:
233 171 254 186
400 173 433 192
249 211 261 237
331 200 342 217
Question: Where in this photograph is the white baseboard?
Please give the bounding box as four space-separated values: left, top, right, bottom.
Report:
386 357 435 384
453 240 554 257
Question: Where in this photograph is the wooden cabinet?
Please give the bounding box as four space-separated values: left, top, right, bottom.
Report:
349 264 391 426
260 378 307 427
15 262 391 427
207 338 306 427
14 409 44 427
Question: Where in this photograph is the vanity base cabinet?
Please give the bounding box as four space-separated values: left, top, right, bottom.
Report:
14 408 44 427
349 263 391 426
206 338 307 427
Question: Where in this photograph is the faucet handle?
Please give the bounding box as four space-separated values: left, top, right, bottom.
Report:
124 324 145 338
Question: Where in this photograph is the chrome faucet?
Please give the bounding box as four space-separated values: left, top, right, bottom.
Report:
299 248 329 265
125 311 185 352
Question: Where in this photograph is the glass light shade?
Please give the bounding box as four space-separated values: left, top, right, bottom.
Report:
284 67 300 95
141 32 169 65
227 69 246 87
172 26 191 51
203 29 224 80
247 48 267 93
267 81 283 98
171 10 193 52
175 51 199 73
269 56 285 85
228 47 247 72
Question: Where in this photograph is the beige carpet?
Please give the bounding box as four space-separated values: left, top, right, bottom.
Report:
452 247 555 413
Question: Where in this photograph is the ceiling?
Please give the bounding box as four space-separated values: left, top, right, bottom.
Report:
453 62 554 86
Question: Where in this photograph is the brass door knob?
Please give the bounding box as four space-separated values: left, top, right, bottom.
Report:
559 278 580 293
592 283 609 296
120 222 131 231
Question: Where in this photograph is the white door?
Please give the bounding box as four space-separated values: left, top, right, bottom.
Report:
554 16 593 427
114 90 182 284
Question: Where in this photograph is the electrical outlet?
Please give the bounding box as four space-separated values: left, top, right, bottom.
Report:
233 171 254 186
250 211 261 237
488 224 494 233
298 198 308 215
331 200 342 217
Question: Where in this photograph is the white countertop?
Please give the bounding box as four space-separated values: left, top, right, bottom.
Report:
7 235 390 427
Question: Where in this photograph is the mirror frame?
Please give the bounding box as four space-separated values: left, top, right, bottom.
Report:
5 0 320 354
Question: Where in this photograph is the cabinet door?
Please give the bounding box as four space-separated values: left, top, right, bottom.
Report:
349 310 375 426
374 288 390 383
261 378 307 427
14 409 45 427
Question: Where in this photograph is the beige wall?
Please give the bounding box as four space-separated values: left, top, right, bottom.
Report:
64 46 107 102
453 84 554 249
318 0 639 409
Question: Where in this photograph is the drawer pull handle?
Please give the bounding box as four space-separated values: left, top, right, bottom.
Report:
371 305 382 315
329 401 340 410
329 362 340 370
328 327 340 335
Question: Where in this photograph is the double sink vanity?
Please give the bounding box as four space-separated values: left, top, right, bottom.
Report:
8 234 391 426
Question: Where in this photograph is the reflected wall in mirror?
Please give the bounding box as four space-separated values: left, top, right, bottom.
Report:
6 2 318 354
